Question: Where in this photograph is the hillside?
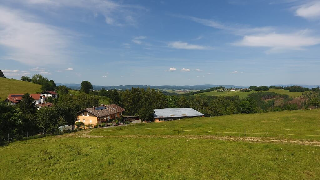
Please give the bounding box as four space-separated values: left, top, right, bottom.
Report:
0 78 42 100
1 110 320 179
198 88 304 98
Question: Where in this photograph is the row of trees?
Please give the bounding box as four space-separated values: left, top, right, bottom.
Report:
21 74 56 92
0 88 100 145
96 87 318 120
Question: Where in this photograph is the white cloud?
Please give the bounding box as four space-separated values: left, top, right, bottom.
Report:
168 41 211 50
296 1 320 19
0 6 71 65
187 16 273 35
2 69 19 73
30 67 51 75
31 67 46 72
181 68 190 72
231 71 238 74
16 0 145 26
132 36 146 45
102 75 107 78
2 69 31 77
66 68 73 71
169 67 177 72
195 69 202 72
233 32 320 52
39 71 51 75
123 43 131 48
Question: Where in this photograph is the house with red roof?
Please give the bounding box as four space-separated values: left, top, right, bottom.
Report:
7 93 54 109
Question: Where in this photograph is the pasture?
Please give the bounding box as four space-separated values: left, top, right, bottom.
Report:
0 78 41 100
198 88 304 98
1 109 320 179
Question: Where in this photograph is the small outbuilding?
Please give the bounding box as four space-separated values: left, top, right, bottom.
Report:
154 108 204 122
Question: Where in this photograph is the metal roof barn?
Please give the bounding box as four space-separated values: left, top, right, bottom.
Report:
154 108 204 119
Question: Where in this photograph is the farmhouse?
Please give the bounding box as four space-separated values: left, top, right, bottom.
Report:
77 104 125 126
154 108 204 122
41 91 58 99
7 94 46 105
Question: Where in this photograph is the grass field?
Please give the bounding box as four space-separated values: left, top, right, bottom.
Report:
0 77 41 100
1 110 320 179
198 88 304 99
91 109 320 141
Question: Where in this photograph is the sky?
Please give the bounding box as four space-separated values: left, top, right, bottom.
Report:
1 0 320 86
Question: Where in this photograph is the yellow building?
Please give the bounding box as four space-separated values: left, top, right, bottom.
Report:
76 104 125 127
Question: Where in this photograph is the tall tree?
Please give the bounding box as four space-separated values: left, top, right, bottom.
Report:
80 81 93 94
0 70 6 78
17 93 38 136
18 93 36 114
31 74 56 92
56 85 69 95
21 76 31 82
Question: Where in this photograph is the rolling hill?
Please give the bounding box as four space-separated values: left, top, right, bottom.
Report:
0 77 42 100
198 88 304 98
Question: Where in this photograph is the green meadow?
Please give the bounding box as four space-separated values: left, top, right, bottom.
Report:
198 88 304 99
0 78 41 100
1 110 320 179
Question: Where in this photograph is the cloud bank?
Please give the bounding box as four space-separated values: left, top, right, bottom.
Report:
296 1 320 19
0 6 71 65
233 31 320 52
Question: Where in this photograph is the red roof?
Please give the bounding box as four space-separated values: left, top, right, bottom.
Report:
7 94 24 103
46 91 57 95
30 94 41 100
7 94 42 103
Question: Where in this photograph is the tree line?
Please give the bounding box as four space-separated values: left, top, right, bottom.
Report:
0 86 100 145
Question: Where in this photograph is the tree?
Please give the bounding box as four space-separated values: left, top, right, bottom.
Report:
37 107 63 134
0 70 5 78
32 74 48 85
17 93 38 136
31 74 56 92
80 81 93 94
41 80 56 92
56 85 69 95
21 76 31 82
18 93 36 114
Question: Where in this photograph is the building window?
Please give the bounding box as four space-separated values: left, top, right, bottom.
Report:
83 119 85 123
90 120 92 123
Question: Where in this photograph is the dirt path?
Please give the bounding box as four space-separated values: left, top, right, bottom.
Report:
69 131 320 147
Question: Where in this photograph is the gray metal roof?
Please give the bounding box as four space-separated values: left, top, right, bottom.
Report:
154 108 204 118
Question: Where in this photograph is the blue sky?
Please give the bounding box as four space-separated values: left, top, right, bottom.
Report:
1 0 320 86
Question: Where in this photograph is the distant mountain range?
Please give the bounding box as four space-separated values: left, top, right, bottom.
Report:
56 83 320 91
56 83 247 91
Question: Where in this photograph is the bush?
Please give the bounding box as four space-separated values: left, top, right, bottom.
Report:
75 122 84 129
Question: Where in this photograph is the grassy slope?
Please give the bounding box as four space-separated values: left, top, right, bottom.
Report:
198 88 303 98
0 78 41 100
1 110 320 179
92 109 320 141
